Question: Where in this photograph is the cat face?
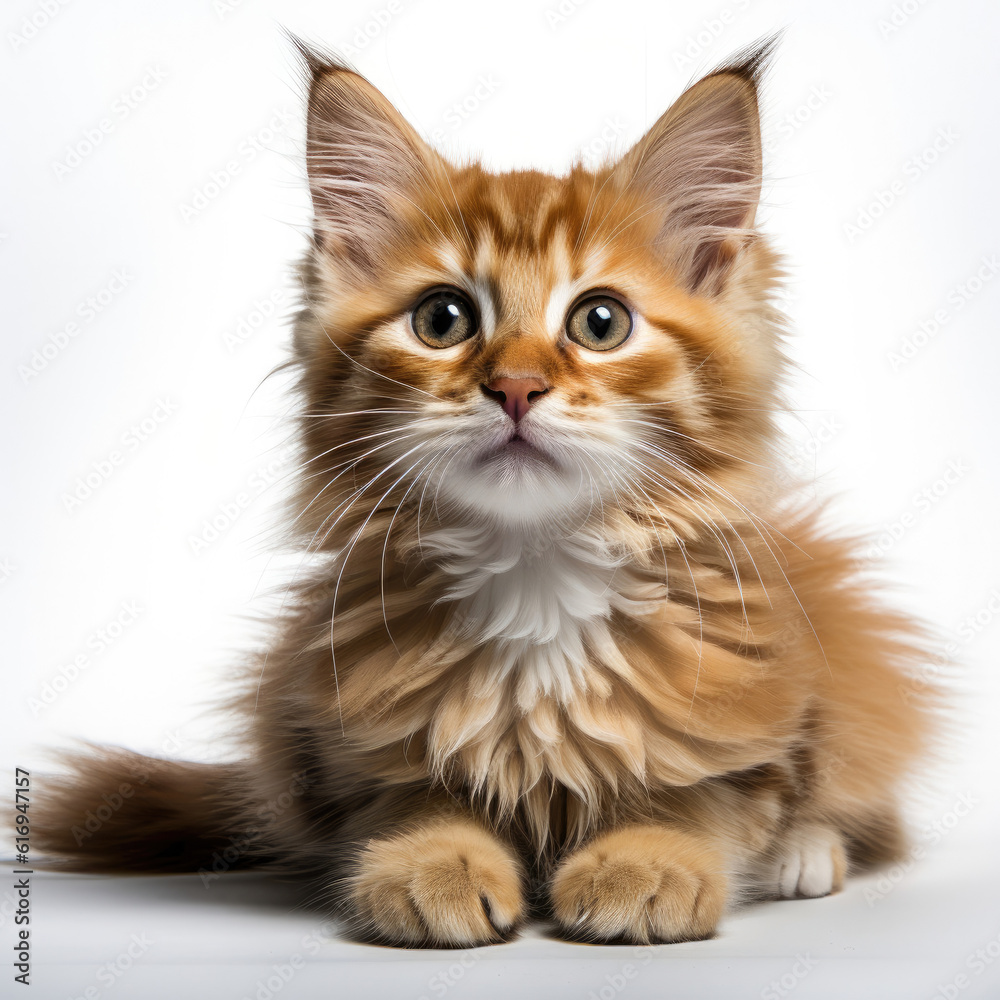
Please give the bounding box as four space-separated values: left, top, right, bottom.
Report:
292 42 784 541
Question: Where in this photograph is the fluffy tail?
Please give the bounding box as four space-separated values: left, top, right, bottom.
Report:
33 746 259 874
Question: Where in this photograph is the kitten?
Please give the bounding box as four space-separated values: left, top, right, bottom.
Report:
34 37 936 947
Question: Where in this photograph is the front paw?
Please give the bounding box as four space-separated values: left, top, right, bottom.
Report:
346 818 525 947
770 823 846 899
550 825 727 944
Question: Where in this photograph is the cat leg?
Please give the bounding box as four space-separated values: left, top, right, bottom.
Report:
344 814 526 947
549 824 728 944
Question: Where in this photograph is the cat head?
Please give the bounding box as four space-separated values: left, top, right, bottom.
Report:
290 38 786 544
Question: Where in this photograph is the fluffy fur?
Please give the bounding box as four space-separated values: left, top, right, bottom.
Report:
33 37 937 947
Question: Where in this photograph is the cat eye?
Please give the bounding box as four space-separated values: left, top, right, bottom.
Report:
566 295 633 351
410 288 478 348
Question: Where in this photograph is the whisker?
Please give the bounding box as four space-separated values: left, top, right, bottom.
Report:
429 441 471 517
320 326 444 402
297 408 422 419
618 452 755 629
616 416 774 470
292 433 422 540
415 443 459 552
379 454 436 651
312 440 427 554
631 443 830 675
296 421 436 475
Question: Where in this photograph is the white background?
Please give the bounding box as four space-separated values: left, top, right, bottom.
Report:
2 0 999 998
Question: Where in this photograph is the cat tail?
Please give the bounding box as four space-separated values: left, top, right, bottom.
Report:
31 745 261 875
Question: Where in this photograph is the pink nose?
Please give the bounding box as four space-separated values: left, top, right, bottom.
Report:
481 376 551 423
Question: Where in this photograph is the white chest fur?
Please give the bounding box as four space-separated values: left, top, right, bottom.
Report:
419 523 654 708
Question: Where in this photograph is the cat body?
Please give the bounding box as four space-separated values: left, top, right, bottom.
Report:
35 38 934 947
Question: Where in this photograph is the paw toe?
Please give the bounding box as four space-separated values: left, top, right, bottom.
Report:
551 826 726 944
774 824 846 899
349 820 524 946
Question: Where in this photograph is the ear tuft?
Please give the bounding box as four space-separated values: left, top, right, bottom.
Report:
708 32 781 90
614 34 780 294
288 32 438 277
285 30 346 77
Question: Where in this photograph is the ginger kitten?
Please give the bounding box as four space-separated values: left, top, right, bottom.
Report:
34 37 935 947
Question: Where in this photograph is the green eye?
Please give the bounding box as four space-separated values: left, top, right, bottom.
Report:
411 289 478 348
566 295 633 351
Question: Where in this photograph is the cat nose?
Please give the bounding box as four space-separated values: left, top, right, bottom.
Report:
480 376 551 423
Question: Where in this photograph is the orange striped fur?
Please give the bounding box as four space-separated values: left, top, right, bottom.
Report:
33 37 937 947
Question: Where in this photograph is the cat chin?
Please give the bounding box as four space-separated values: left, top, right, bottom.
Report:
437 460 594 527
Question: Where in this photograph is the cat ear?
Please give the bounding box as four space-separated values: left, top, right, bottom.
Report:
293 38 438 274
614 37 776 294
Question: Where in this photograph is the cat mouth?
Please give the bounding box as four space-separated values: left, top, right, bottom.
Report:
480 429 554 467
506 428 546 452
